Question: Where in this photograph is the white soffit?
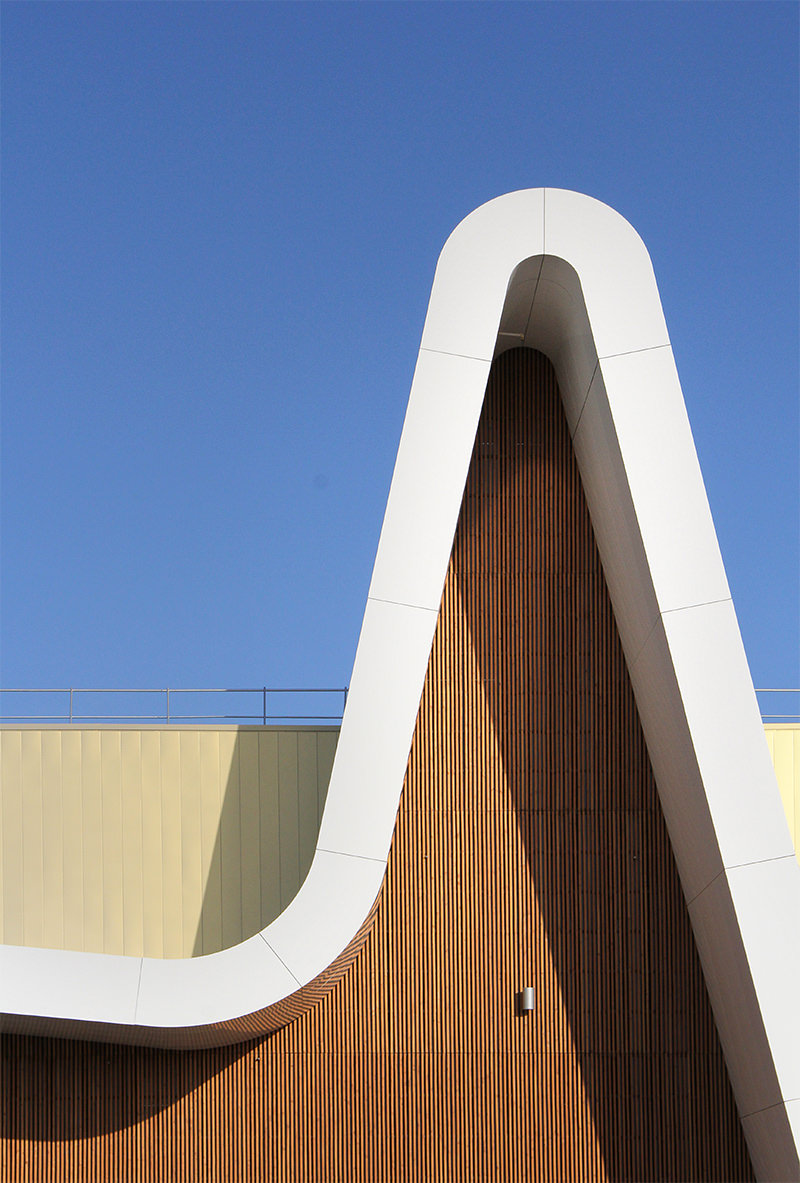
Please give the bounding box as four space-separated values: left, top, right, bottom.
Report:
2 189 798 1179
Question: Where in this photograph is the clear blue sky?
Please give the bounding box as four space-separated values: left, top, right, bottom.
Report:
2 2 797 711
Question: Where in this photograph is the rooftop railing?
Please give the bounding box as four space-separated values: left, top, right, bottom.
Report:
1 687 795 725
754 689 800 723
0 687 347 725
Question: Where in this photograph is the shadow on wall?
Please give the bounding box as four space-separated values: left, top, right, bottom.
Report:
0 1034 248 1143
191 727 338 956
0 726 337 960
454 348 753 1181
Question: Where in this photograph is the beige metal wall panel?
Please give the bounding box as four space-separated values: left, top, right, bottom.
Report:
0 726 337 958
140 729 164 958
61 730 83 952
21 731 44 950
278 731 301 909
258 730 281 931
81 731 103 953
1 732 22 945
196 730 223 958
297 732 320 881
317 731 337 825
765 725 800 861
218 728 242 954
101 730 124 955
159 729 183 958
179 729 203 958
40 730 63 951
120 730 144 960
238 730 262 944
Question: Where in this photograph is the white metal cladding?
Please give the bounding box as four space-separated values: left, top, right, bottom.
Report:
2 189 797 1180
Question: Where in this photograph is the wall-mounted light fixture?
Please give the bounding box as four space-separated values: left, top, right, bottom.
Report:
520 987 535 1015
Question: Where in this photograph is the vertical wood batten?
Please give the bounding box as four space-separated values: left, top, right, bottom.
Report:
1 351 753 1181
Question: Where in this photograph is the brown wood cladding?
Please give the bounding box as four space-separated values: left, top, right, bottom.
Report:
1 350 753 1182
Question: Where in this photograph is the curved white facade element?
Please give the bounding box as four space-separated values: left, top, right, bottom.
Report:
2 190 798 1179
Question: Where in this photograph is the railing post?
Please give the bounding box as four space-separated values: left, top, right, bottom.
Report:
166 688 170 723
263 687 267 725
69 688 73 723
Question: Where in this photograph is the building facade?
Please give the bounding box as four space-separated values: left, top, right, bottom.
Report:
2 191 798 1181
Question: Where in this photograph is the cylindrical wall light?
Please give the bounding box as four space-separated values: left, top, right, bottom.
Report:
520 987 535 1014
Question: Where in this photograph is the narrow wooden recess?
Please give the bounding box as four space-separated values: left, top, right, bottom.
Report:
1 350 753 1182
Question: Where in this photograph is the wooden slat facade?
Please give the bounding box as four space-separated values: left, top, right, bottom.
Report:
0 349 753 1181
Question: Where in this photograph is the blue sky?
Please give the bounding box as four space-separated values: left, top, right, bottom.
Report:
2 2 797 717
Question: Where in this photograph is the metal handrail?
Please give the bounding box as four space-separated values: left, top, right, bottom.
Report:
0 686 348 725
755 688 800 722
2 685 795 724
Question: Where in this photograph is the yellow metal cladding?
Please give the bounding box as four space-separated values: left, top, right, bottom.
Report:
764 724 800 862
0 725 337 958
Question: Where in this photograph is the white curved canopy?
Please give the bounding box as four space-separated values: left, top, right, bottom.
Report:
2 189 798 1180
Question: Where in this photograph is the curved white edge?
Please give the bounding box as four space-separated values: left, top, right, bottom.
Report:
3 188 798 1178
0 943 142 1028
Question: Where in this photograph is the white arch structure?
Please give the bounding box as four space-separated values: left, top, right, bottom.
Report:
2 190 798 1180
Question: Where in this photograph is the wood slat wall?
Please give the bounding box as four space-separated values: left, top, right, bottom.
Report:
0 349 754 1182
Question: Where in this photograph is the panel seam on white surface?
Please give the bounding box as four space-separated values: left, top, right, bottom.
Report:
132 956 144 1022
660 596 734 617
315 848 387 866
259 932 301 987
569 358 599 441
367 596 439 615
726 852 797 873
419 346 493 363
521 255 544 343
597 342 672 363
